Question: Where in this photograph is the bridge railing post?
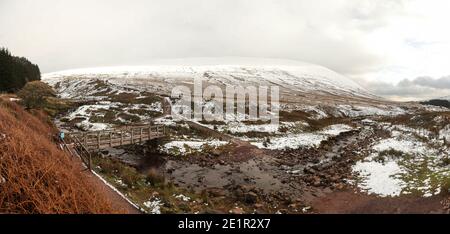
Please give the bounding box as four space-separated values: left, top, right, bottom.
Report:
97 132 100 149
131 129 134 144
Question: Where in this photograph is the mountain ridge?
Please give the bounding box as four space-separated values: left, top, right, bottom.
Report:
43 57 375 101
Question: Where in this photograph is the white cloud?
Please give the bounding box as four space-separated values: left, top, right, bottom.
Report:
1 0 450 101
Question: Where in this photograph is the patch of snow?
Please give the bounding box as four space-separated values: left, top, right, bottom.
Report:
144 197 163 214
319 124 354 136
251 124 354 150
352 126 449 198
174 194 191 202
77 122 111 131
43 58 375 104
440 125 450 140
160 140 229 155
300 106 329 119
337 105 406 118
115 179 126 187
217 122 281 134
251 133 326 150
372 137 430 155
353 159 404 197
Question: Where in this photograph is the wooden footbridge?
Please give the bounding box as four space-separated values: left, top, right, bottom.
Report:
62 124 167 170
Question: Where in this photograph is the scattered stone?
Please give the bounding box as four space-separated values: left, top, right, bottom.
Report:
302 206 312 213
195 198 203 204
203 208 223 214
312 176 321 186
166 167 175 174
152 191 160 197
244 192 258 204
254 203 264 209
229 207 245 214
335 183 345 190
208 188 226 197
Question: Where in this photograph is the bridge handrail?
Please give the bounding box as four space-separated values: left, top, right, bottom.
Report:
68 124 166 138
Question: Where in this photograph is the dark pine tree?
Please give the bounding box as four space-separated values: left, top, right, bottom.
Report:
0 47 41 93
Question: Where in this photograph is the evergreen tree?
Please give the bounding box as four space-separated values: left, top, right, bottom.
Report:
0 47 41 93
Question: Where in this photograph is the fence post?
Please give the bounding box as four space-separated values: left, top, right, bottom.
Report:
131 129 134 144
97 132 100 149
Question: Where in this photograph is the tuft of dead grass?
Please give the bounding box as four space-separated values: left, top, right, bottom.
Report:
0 100 118 214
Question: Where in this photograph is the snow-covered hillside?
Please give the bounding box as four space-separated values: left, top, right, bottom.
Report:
43 58 374 100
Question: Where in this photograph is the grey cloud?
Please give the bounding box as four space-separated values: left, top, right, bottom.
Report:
0 0 405 74
412 76 450 89
363 76 450 101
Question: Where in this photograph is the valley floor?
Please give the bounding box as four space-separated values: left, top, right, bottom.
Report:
76 111 449 214
43 77 450 214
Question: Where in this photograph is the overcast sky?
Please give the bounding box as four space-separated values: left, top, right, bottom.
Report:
1 0 450 101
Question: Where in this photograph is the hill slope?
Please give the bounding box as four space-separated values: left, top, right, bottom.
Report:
0 100 120 214
43 58 374 100
43 58 414 124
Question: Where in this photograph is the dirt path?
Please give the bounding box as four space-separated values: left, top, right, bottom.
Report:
311 190 447 214
82 168 141 214
66 145 141 214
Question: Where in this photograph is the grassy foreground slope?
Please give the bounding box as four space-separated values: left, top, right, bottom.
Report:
0 99 118 214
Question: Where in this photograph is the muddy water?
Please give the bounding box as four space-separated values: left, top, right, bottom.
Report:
102 127 369 203
164 157 288 195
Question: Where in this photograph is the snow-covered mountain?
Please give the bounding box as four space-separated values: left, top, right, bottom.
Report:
43 58 375 101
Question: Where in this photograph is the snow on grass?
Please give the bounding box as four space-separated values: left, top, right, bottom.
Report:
212 122 288 134
300 106 329 119
153 116 178 127
319 124 354 136
353 159 404 197
337 105 406 117
143 197 163 214
9 98 21 102
127 102 162 113
66 102 116 131
250 124 354 150
440 125 450 140
251 133 326 150
160 140 229 155
64 100 165 131
352 126 450 198
224 123 281 134
42 58 371 99
174 194 191 202
372 138 429 155
77 122 111 131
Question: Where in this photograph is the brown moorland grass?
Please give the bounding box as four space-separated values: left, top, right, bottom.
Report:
0 100 118 214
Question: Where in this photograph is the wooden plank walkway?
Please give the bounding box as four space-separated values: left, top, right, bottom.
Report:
67 125 166 151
